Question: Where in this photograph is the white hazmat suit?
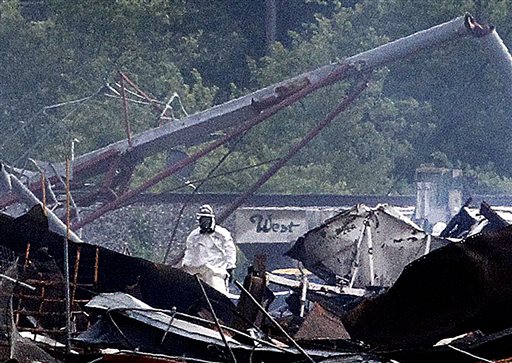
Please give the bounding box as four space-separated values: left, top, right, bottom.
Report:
181 205 236 295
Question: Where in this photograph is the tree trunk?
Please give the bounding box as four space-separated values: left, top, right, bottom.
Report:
265 0 277 49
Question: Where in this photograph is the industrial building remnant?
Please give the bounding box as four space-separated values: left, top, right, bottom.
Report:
1 12 512 363
3 194 512 361
285 204 450 287
341 224 512 353
0 205 236 339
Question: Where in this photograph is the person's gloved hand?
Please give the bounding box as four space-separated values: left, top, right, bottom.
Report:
227 268 234 283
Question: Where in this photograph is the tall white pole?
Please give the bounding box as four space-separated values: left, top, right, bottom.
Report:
366 222 375 286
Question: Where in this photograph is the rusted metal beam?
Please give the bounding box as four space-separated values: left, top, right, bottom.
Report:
1 14 498 219
72 64 352 229
71 246 81 305
94 246 99 286
120 72 165 115
64 159 72 354
217 75 369 224
100 154 121 191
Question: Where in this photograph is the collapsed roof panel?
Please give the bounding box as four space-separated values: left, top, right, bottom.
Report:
286 204 450 287
442 201 511 238
85 293 242 346
342 224 512 352
77 292 386 363
0 205 236 327
80 294 277 359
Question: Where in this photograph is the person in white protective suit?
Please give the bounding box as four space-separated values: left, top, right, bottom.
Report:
181 204 236 295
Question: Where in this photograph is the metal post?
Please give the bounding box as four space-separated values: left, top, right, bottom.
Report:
40 173 46 214
299 274 308 317
349 219 367 288
8 292 15 360
366 221 374 286
159 306 177 344
195 276 237 363
64 159 72 354
48 162 82 238
217 76 369 224
424 234 432 255
234 280 315 363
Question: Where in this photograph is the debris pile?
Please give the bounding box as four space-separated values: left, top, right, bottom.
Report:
0 201 512 362
0 9 511 363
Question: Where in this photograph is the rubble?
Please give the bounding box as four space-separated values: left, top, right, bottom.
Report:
285 204 450 287
3 199 512 362
1 9 512 363
0 205 395 362
341 223 512 355
441 200 511 238
0 174 399 362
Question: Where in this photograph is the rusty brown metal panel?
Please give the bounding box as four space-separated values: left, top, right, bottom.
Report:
294 303 350 341
235 255 269 330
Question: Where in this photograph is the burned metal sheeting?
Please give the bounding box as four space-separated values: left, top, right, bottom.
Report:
380 327 512 363
266 272 366 318
75 292 245 357
267 272 366 298
95 349 219 362
439 202 481 238
441 201 511 238
341 224 512 353
294 303 350 342
76 292 362 363
286 204 449 287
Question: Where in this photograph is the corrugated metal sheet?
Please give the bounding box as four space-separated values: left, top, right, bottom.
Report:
286 204 450 287
85 292 242 347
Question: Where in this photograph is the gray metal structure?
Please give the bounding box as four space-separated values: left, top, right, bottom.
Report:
0 14 509 232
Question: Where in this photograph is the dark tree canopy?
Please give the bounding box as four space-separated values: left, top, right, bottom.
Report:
1 0 512 195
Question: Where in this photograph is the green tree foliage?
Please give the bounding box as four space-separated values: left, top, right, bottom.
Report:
201 2 437 195
380 0 512 177
2 0 512 196
0 0 219 165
